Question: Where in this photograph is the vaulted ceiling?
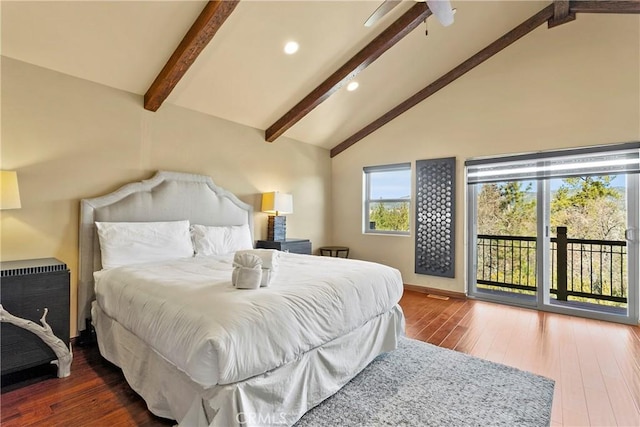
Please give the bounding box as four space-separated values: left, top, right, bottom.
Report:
2 1 637 152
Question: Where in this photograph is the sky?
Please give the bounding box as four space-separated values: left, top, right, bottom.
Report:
370 169 411 199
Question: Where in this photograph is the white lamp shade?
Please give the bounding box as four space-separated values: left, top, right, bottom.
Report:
261 192 293 215
1 171 21 210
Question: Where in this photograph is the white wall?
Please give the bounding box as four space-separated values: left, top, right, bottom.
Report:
331 14 640 294
0 57 333 336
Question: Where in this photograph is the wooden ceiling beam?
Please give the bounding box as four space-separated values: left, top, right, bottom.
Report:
330 5 555 158
144 0 239 112
265 3 432 143
548 0 576 28
569 0 640 14
555 0 571 18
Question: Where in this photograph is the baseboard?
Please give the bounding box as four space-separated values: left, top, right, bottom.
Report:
403 284 467 300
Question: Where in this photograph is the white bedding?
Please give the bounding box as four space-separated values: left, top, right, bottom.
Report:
94 252 403 388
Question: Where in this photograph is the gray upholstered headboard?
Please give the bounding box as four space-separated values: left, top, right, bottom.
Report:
77 171 254 332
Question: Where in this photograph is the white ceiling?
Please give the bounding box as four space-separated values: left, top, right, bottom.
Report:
2 0 550 149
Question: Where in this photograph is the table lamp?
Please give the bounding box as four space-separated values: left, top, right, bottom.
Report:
1 171 22 210
261 192 293 241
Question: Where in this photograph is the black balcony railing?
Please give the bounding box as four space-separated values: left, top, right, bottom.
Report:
477 227 628 304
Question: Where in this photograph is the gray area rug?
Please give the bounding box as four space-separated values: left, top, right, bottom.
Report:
296 337 554 427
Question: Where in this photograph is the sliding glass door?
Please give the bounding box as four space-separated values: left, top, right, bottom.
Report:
466 143 640 324
469 180 539 307
546 175 634 316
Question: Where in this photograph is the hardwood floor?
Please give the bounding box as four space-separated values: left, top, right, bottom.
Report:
401 291 640 427
2 291 639 426
0 340 173 427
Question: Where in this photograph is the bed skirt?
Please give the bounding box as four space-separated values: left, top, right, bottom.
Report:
92 303 405 426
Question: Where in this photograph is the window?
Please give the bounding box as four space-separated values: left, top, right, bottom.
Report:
363 163 411 235
465 142 640 324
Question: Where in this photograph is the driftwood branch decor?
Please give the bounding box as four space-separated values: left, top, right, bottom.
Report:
0 304 72 377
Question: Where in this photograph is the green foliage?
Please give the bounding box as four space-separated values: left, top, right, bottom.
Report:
551 176 624 240
553 176 619 209
369 202 409 232
477 181 535 236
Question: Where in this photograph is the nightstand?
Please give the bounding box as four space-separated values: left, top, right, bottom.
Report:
256 239 312 255
0 258 70 376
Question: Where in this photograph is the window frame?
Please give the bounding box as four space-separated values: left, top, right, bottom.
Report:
363 162 412 236
465 142 640 325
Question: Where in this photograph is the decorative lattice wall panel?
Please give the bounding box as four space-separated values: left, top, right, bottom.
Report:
415 157 456 278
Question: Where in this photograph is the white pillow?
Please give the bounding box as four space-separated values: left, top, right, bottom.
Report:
96 220 194 269
191 224 253 256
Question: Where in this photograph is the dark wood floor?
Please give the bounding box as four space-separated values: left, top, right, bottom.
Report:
2 290 639 426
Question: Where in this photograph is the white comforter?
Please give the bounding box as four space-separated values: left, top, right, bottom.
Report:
94 252 403 388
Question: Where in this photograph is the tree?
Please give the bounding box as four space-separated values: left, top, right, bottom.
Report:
549 176 626 305
476 181 537 292
369 202 409 232
477 183 501 235
551 176 624 240
498 181 536 236
476 175 627 307
477 181 535 236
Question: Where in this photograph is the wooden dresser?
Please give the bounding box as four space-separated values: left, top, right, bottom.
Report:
0 258 70 376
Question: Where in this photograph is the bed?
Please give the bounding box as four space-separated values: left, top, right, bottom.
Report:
78 171 405 426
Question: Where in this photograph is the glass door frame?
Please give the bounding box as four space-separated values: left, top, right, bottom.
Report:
466 182 539 310
466 174 639 325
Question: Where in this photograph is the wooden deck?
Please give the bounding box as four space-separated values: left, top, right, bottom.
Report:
2 290 639 426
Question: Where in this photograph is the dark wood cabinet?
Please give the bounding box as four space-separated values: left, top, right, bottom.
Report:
0 258 70 375
256 239 312 255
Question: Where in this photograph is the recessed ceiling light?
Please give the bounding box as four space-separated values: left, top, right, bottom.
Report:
284 41 299 55
347 81 359 91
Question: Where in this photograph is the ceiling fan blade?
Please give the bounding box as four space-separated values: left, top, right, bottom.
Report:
364 0 402 27
425 0 455 27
